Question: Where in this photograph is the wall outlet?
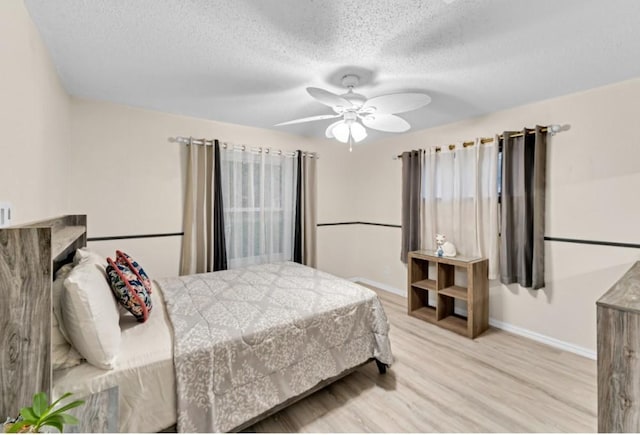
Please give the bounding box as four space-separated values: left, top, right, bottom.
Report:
0 202 13 228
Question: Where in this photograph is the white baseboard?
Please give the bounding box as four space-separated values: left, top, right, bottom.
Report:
349 277 597 361
350 277 406 297
487 318 596 360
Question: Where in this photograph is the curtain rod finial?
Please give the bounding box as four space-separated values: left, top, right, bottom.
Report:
548 124 561 135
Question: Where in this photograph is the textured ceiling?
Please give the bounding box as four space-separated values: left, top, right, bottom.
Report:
25 0 640 142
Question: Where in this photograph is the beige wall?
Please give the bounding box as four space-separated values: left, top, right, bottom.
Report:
68 99 319 278
317 77 640 354
0 0 70 224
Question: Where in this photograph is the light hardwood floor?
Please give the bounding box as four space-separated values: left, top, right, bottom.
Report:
248 287 597 432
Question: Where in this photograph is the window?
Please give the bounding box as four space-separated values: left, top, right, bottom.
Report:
220 151 297 268
420 143 500 279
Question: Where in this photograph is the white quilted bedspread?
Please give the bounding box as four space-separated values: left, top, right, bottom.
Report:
156 262 393 432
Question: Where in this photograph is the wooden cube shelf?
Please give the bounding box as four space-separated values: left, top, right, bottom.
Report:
408 250 489 339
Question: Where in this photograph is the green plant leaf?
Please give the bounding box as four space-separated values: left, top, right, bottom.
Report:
6 421 30 433
57 413 79 425
42 417 64 433
32 392 48 417
19 406 37 422
48 399 85 416
45 392 73 415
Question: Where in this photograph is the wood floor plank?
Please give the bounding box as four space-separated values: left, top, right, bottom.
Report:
248 286 597 432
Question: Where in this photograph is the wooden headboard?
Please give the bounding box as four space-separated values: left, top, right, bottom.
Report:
0 215 87 419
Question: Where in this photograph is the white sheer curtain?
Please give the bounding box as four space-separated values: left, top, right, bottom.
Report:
422 138 500 279
220 149 297 269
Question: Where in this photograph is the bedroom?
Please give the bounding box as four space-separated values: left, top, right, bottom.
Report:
1 0 640 432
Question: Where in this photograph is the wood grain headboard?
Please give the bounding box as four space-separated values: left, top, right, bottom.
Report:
0 215 87 419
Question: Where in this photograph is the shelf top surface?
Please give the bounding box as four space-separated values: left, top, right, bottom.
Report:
597 261 640 314
52 225 86 258
409 250 484 264
412 278 436 291
439 285 468 300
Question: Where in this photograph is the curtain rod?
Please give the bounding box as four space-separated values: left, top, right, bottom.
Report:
393 124 562 159
168 136 319 159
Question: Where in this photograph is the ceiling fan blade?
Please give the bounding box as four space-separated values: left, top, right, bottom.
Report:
325 120 343 138
307 87 353 109
362 93 431 114
362 114 411 133
274 113 340 126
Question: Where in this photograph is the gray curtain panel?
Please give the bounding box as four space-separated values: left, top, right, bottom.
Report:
212 140 227 271
401 150 422 263
499 126 547 289
294 151 303 264
292 151 318 267
180 139 218 275
303 154 318 267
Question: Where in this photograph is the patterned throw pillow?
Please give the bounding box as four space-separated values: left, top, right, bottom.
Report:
115 250 152 294
106 257 153 322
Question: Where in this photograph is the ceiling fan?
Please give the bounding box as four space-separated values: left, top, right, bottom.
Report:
275 74 432 151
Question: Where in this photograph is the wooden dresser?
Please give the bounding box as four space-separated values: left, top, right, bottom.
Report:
597 261 640 432
407 250 489 338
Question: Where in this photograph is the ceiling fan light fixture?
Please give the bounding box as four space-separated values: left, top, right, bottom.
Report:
332 122 350 143
350 122 367 142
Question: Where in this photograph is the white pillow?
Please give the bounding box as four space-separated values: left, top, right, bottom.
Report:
61 254 121 369
74 248 132 318
74 247 107 268
52 264 83 370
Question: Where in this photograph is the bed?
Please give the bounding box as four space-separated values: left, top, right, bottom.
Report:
0 215 393 433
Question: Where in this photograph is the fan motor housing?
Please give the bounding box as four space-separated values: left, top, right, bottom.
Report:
341 74 360 88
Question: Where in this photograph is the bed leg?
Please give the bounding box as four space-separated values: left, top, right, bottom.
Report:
375 359 387 374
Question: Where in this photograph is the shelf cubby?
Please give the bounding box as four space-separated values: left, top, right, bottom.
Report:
410 305 437 323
